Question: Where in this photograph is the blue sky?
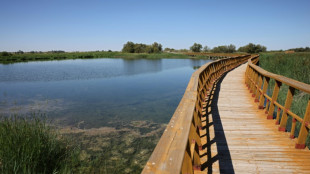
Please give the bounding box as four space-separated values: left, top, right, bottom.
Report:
1 0 309 52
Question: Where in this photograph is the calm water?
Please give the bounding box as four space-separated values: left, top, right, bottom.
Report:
0 58 211 128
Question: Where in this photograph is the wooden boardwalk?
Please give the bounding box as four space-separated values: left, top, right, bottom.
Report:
198 63 310 173
143 55 310 174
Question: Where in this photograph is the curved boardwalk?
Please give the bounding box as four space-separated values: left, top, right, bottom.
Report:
199 63 310 173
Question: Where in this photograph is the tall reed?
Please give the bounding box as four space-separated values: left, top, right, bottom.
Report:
0 115 80 174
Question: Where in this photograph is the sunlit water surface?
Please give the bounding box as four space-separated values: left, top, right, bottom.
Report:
0 58 212 128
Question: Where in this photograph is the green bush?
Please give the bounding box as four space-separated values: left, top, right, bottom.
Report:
0 115 80 174
1 52 11 56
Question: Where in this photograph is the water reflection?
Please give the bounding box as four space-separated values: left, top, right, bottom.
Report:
123 59 162 75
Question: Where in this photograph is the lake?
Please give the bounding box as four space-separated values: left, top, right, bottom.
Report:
0 58 212 173
0 58 211 127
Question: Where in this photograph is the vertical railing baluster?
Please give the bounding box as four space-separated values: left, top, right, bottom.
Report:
258 77 270 109
290 117 297 139
296 99 310 149
267 80 282 119
255 74 263 102
249 69 255 93
246 67 253 89
279 87 295 131
182 141 193 174
245 65 249 82
251 71 258 96
275 107 281 125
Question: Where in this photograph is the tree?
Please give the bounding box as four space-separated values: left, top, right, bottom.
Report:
227 44 236 53
151 42 162 53
16 50 24 54
122 41 135 53
212 44 236 53
122 41 163 53
238 43 267 53
134 43 147 53
203 46 210 52
190 43 202 52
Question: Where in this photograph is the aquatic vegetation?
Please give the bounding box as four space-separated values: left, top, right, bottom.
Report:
0 115 80 174
60 120 166 173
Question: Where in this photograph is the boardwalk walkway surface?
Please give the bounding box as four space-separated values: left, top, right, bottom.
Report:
198 63 310 173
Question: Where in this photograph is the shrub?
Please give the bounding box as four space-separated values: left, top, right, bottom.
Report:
1 52 11 57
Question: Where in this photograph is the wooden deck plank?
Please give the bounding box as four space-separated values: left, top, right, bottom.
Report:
197 63 310 174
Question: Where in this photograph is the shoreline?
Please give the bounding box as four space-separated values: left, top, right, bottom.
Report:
0 51 245 64
0 52 192 64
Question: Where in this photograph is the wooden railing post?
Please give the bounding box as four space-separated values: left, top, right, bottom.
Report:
182 141 193 174
247 67 253 89
251 71 259 97
296 99 310 149
249 69 256 93
245 65 250 85
279 87 295 131
275 107 281 125
267 80 282 119
258 77 270 109
255 74 263 102
189 109 202 171
290 117 297 139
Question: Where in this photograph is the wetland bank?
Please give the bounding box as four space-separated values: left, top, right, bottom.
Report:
0 58 212 173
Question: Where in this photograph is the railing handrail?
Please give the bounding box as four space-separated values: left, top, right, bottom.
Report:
245 55 310 150
142 54 250 174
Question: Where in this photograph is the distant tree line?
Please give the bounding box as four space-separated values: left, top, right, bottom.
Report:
212 44 236 53
47 50 66 53
122 41 162 53
184 43 267 54
288 47 310 52
238 43 267 53
164 48 175 52
2 44 310 57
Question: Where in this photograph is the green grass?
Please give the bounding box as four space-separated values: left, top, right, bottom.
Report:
0 51 194 64
0 114 164 173
259 52 310 148
0 115 80 174
260 52 310 84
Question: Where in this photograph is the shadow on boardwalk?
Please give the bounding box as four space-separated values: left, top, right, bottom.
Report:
200 70 235 174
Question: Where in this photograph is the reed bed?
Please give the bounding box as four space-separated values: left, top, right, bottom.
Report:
0 115 80 174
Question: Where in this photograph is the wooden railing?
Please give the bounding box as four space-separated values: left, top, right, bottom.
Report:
245 55 310 149
142 55 250 174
